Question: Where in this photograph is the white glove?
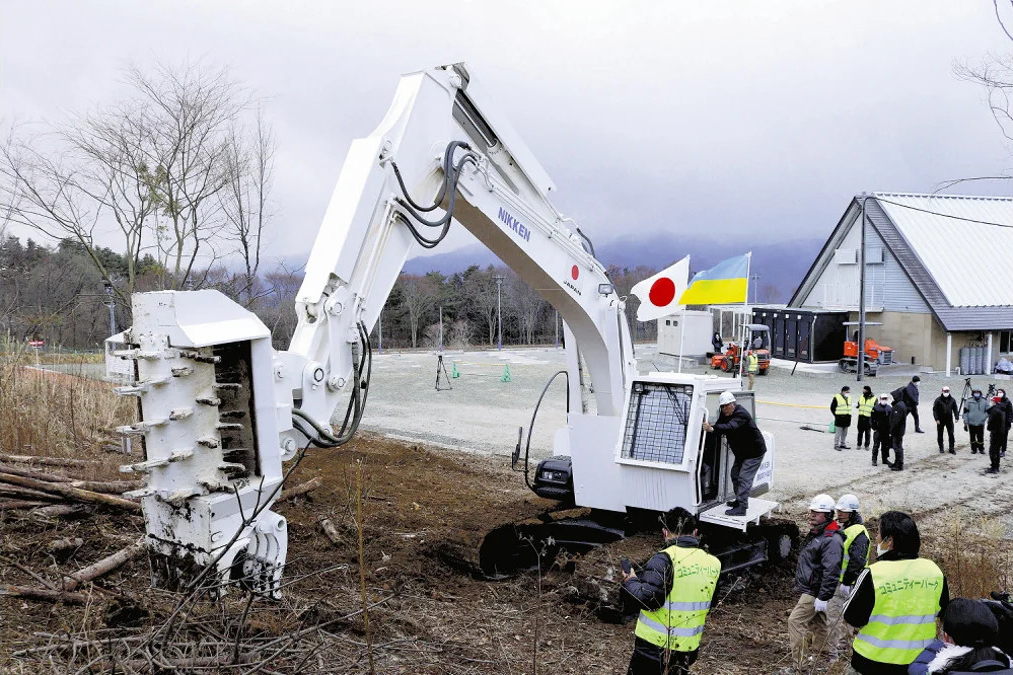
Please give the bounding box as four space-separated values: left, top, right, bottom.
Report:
840 585 853 597
814 598 828 613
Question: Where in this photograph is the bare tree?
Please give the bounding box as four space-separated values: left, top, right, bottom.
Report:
398 273 442 348
220 108 275 305
0 61 270 309
462 266 499 346
506 271 545 345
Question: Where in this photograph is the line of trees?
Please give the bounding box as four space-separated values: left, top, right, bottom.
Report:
0 234 662 351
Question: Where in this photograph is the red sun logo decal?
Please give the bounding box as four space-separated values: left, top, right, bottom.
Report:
571 265 579 280
648 277 676 306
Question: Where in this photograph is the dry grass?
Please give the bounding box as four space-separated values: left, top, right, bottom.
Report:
0 346 134 463
929 510 1012 600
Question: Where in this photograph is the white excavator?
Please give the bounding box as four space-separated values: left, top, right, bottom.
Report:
105 63 794 597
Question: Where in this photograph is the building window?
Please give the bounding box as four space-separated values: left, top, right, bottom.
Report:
665 320 671 326
620 382 692 465
1000 331 1013 354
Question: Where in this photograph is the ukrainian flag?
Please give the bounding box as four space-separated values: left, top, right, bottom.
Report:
677 253 750 305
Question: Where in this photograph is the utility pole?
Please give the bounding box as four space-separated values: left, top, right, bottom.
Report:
858 194 868 382
554 310 559 349
750 274 760 304
494 275 504 350
378 308 383 354
103 279 116 336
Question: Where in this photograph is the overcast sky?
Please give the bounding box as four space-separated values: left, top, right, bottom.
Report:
2 0 1009 266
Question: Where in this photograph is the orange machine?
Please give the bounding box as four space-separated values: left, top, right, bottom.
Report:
710 324 771 374
839 337 893 376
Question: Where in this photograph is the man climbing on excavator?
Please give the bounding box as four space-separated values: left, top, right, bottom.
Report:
702 391 767 516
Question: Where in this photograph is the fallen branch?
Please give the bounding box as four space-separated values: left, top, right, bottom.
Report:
0 473 141 511
0 499 49 509
62 539 146 591
0 463 73 482
50 537 85 554
277 476 323 503
1 453 100 468
69 479 144 494
1 484 65 502
319 518 343 547
2 584 88 604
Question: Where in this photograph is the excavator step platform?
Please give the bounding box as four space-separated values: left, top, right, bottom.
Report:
698 497 779 532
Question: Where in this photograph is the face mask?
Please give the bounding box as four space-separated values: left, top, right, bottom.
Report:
914 382 920 389
943 392 950 397
974 393 981 400
877 541 891 557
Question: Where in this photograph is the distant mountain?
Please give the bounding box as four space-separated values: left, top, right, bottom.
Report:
402 232 824 303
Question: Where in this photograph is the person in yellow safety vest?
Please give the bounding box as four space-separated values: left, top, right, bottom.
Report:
825 494 870 662
622 507 722 674
831 386 854 451
746 351 759 391
843 511 950 675
855 386 876 451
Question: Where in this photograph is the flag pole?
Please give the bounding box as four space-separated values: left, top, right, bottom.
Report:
738 252 752 384
677 309 686 373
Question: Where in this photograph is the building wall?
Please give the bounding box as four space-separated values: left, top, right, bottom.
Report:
800 214 930 313
849 311 994 372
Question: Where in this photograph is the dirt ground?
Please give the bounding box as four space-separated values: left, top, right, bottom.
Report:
2 431 814 674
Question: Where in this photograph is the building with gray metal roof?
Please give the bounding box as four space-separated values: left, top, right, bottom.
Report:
788 192 1013 373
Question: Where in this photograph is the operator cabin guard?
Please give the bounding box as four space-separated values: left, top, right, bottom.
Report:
702 391 767 516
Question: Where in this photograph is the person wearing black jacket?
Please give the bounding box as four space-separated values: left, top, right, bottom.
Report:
702 391 767 516
871 393 893 467
889 388 909 471
932 386 959 455
995 389 1012 458
906 376 925 433
622 508 721 674
986 404 1006 475
844 511 949 675
782 494 844 674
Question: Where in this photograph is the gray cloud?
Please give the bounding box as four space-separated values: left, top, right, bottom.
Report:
2 0 1008 266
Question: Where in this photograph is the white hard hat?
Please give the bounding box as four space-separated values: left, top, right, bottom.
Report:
718 391 736 406
809 494 835 513
835 494 860 512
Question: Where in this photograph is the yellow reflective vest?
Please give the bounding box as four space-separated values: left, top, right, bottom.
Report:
857 395 876 418
839 523 869 582
634 545 721 652
747 353 759 374
853 558 944 666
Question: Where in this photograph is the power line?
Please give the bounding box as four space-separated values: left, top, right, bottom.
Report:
875 196 1013 229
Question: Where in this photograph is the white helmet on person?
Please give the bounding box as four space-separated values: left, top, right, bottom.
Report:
808 494 835 513
718 391 736 406
835 494 860 512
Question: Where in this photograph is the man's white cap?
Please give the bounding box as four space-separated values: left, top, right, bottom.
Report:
879 393 890 400
718 391 736 406
809 494 836 513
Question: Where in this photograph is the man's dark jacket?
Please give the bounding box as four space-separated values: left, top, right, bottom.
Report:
840 514 870 587
844 550 950 675
871 402 892 437
904 381 921 407
932 395 959 423
830 394 853 428
622 536 720 667
712 404 766 459
889 390 908 439
996 394 1013 430
989 405 1006 434
794 519 843 601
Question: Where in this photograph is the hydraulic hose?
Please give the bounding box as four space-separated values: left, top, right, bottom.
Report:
521 369 568 490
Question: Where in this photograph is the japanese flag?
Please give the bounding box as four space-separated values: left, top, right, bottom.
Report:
630 255 690 322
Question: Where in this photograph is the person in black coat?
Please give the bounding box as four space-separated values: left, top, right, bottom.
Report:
907 598 1011 675
890 388 908 471
986 404 1006 475
932 386 959 455
871 393 893 466
995 389 1012 458
905 376 924 433
702 392 767 516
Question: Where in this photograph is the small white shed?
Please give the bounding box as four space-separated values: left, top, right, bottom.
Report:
658 310 714 358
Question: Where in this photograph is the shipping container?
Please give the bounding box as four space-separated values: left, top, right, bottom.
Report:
752 308 849 363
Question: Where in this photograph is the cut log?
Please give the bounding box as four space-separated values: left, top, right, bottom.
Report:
1 484 65 502
49 537 84 554
0 463 73 482
31 504 86 519
0 499 49 509
277 476 323 503
319 518 343 547
69 479 144 494
2 585 88 604
1 454 100 468
63 539 146 591
0 473 141 511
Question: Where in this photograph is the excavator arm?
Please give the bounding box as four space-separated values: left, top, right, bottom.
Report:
106 63 634 596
